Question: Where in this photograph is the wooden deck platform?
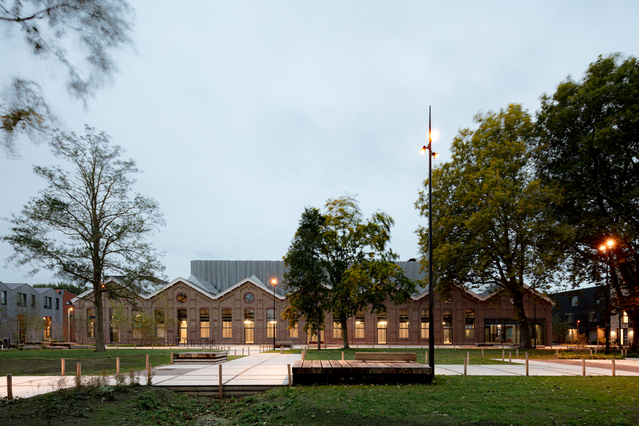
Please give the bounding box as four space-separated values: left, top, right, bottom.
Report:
292 360 433 385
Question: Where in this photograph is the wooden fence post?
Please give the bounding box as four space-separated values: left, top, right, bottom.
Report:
463 357 467 376
170 352 173 365
516 349 519 359
342 351 344 361
61 358 65 376
219 364 223 399
116 357 120 374
147 363 152 385
7 374 12 400
612 359 616 377
146 354 149 370
467 352 470 365
287 364 292 387
77 362 82 382
482 348 484 358
582 359 586 376
509 352 512 365
502 350 505 361
525 353 529 377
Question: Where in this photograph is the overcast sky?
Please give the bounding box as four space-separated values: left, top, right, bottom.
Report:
1 1 638 287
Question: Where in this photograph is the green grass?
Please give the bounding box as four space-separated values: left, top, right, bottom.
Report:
0 348 234 376
1 376 637 425
286 347 574 364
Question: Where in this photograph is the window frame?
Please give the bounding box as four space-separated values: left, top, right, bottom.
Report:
398 309 409 339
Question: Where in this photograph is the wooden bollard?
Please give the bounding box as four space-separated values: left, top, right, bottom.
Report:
342 351 344 361
219 364 223 398
242 348 244 357
482 348 484 358
502 350 505 361
170 352 173 365
525 353 529 377
590 348 593 359
463 357 467 376
516 349 519 359
146 354 149 370
467 352 470 365
234 349 236 358
280 347 283 355
509 352 512 365
77 362 82 381
612 359 616 377
582 359 586 376
147 363 152 385
287 364 292 387
556 348 559 357
61 358 65 376
7 374 13 400
116 357 120 374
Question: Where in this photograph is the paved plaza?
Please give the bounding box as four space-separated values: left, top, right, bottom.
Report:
2 347 638 399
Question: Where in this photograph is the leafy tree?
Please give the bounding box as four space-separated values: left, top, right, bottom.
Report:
551 314 569 344
534 54 639 351
282 207 330 350
2 126 165 351
0 0 135 154
286 196 416 349
416 104 571 349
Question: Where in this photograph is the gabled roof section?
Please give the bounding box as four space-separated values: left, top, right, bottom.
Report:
146 277 215 300
216 276 286 300
186 275 219 295
3 282 29 290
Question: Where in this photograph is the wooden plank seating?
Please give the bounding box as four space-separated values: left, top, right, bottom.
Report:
292 352 432 385
173 351 228 364
275 341 293 349
355 352 417 362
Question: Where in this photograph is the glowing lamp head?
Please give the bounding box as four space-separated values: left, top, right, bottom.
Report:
420 146 428 154
271 278 277 286
607 239 614 248
433 152 439 159
599 245 606 252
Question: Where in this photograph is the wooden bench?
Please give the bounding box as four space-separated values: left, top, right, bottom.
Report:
355 352 417 363
275 341 293 349
292 352 432 386
173 351 228 364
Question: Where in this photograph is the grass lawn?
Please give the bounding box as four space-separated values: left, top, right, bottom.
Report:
1 376 637 425
287 347 581 364
0 348 236 376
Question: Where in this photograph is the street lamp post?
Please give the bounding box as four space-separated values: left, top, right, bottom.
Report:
421 106 438 376
68 307 73 343
271 278 277 350
599 239 614 355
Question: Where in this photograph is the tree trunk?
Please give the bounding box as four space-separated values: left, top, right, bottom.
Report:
511 288 532 349
341 314 349 349
93 283 106 352
317 310 321 351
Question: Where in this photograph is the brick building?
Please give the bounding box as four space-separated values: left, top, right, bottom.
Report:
71 260 553 346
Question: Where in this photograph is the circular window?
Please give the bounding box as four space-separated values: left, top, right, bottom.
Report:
177 292 187 303
244 293 254 303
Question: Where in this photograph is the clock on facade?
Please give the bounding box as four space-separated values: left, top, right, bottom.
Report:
244 293 254 303
177 292 187 303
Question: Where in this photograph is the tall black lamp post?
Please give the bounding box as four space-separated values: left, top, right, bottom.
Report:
421 106 438 375
271 278 277 350
599 239 614 355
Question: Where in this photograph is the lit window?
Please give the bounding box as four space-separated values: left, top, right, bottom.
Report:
465 310 475 339
132 309 142 338
355 311 365 339
156 309 165 338
421 309 429 339
399 310 409 339
623 311 629 324
17 293 26 307
200 309 210 338
333 316 342 339
44 316 52 340
87 309 96 338
267 309 276 339
44 297 52 309
0 290 6 305
222 309 232 338
571 296 578 307
289 321 298 338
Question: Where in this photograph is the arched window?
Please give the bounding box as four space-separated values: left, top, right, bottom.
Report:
465 310 475 339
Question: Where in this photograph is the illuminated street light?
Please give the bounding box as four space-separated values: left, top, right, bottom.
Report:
271 278 277 350
599 239 615 355
420 105 438 377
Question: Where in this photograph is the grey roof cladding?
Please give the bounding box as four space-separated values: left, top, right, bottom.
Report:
190 260 428 296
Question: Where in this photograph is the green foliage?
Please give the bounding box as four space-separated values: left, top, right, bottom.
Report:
1 1 135 153
2 127 166 351
535 53 639 350
283 196 416 349
551 314 570 344
416 104 572 348
33 282 87 296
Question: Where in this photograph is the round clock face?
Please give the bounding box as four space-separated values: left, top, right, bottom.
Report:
177 292 187 303
244 293 254 303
